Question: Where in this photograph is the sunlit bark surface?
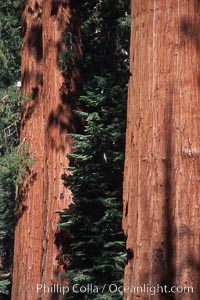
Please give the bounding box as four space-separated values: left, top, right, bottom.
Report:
123 1 200 299
11 1 81 299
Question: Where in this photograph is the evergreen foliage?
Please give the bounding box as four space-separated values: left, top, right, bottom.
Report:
0 89 21 299
0 151 19 298
58 1 130 299
0 1 22 298
0 87 21 155
0 94 20 298
0 0 21 88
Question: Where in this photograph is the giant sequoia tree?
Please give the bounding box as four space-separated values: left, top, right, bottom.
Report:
11 1 81 299
123 1 200 299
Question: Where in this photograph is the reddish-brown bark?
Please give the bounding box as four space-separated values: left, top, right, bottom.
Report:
11 1 81 299
123 1 200 299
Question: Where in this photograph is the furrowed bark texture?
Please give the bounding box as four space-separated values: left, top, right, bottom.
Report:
123 1 200 299
11 1 81 299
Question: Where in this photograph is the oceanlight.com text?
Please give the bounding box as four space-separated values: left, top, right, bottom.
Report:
34 283 194 296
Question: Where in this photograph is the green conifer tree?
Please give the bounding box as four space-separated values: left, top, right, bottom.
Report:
58 1 130 299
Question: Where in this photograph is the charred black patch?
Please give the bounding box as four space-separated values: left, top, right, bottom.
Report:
180 17 191 35
126 248 133 261
35 1 39 10
51 0 60 16
27 24 43 61
196 0 200 9
22 18 27 37
125 202 128 217
180 16 200 51
28 6 34 15
32 87 39 100
56 40 63 52
62 1 69 9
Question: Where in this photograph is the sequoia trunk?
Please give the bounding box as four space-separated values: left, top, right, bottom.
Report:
11 1 81 299
123 1 200 299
